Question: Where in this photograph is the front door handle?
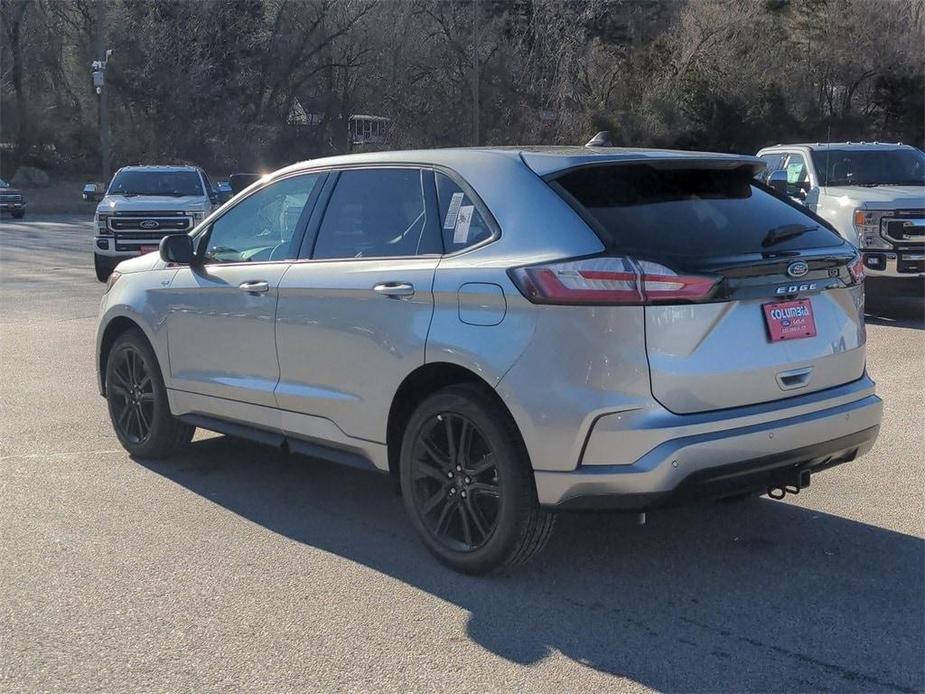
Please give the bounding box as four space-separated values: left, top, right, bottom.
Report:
239 280 269 294
373 282 415 299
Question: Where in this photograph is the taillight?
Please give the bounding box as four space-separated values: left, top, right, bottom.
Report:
848 254 865 284
508 256 719 306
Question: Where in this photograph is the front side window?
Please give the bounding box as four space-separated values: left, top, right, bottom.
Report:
435 172 492 251
312 168 439 259
810 148 925 187
784 153 811 195
200 170 215 197
203 173 321 263
108 170 204 197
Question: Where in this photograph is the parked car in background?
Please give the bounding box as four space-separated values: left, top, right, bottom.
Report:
93 165 219 281
756 143 925 285
0 178 26 218
83 182 105 203
95 147 881 574
214 180 234 204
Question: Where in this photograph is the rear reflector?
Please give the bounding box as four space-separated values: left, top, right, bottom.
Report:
509 256 719 305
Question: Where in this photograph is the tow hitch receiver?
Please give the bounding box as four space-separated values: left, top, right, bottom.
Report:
768 468 811 500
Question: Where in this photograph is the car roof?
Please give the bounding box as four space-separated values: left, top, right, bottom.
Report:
116 165 201 172
272 146 764 179
759 142 915 152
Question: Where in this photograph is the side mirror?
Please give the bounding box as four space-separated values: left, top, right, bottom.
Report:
768 169 788 194
160 234 195 265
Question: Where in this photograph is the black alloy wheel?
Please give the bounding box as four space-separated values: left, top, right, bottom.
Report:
104 329 194 458
400 384 555 574
410 412 501 552
108 346 155 445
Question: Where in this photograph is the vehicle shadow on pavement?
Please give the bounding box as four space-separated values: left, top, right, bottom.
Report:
137 438 924 693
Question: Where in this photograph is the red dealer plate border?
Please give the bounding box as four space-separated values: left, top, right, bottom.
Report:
139 245 159 254
763 299 817 342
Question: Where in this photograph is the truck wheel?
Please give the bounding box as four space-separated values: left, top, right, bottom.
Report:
94 254 110 283
104 329 194 459
400 383 555 574
12 211 24 219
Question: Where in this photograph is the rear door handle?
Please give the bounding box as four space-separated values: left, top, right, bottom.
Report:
373 282 415 299
239 280 269 294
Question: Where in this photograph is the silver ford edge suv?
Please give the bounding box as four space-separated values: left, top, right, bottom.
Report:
96 147 882 574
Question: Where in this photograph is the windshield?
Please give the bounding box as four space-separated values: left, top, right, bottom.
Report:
108 170 204 197
811 148 925 187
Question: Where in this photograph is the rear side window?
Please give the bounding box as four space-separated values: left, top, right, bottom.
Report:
313 168 440 259
552 165 841 258
436 172 492 251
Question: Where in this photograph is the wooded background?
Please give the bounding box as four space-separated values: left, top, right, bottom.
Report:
1 0 923 179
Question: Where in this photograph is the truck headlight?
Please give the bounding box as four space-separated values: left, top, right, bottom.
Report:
853 209 890 249
95 213 111 234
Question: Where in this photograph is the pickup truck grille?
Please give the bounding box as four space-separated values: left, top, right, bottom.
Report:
883 209 925 244
113 230 188 252
108 210 191 233
0 193 23 202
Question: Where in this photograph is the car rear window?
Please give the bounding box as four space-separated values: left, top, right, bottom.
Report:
552 165 842 258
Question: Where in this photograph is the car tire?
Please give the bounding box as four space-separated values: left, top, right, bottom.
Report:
399 383 555 574
12 211 24 219
94 254 111 283
104 328 194 459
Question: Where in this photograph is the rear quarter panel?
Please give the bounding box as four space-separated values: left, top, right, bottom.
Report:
426 153 605 386
427 154 653 472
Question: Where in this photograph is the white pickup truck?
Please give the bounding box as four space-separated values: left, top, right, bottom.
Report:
756 142 925 285
93 165 217 281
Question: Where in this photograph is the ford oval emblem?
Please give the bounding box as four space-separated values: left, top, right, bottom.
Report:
140 219 159 230
787 261 809 278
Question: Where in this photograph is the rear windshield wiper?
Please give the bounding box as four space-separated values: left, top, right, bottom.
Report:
762 224 818 247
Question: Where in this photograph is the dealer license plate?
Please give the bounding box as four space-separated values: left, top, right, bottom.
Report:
763 299 816 342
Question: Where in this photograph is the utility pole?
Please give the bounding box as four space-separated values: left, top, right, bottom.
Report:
472 0 480 146
94 0 111 184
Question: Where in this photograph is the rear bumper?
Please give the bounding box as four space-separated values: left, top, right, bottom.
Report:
534 377 882 510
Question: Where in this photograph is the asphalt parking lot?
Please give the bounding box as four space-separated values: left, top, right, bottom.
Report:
1 214 923 693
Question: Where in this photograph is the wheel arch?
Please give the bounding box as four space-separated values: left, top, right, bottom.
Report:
98 315 151 396
386 362 525 489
